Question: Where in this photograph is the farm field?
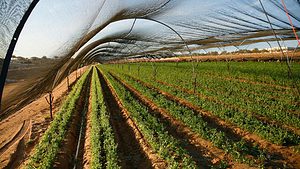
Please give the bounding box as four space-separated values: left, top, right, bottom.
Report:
1 61 300 169
3 1 300 169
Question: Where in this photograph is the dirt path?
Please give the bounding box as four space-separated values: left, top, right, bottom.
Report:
98 69 166 169
121 73 300 169
0 67 87 168
82 81 93 168
0 120 30 157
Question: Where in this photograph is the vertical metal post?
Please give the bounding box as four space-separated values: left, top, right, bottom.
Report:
76 69 78 79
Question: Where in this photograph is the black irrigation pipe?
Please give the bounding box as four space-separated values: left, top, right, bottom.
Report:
0 0 40 112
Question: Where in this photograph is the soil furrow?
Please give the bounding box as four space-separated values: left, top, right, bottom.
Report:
82 81 93 168
54 74 91 169
120 73 300 168
98 68 165 169
156 79 300 137
0 120 30 157
109 72 245 168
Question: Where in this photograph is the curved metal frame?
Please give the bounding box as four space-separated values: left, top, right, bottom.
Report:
0 0 40 111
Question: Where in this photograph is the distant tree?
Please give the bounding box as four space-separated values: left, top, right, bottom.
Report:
252 48 259 53
31 57 39 60
209 51 218 55
53 56 60 60
221 51 227 55
261 49 268 53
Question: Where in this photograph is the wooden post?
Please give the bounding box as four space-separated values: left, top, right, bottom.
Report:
67 74 70 92
75 69 78 79
138 64 141 77
154 65 157 80
45 92 54 119
151 63 157 80
226 57 230 71
194 73 197 94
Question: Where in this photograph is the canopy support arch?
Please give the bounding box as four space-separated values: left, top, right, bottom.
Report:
0 0 40 111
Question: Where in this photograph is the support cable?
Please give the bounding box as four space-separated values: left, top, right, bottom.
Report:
258 0 292 77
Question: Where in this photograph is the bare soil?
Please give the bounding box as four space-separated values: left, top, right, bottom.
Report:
82 82 93 168
98 69 164 169
0 67 87 168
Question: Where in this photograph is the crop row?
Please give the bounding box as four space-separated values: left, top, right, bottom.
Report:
117 62 297 102
102 64 300 145
90 67 119 169
99 67 199 169
26 68 91 169
108 70 269 167
130 72 300 145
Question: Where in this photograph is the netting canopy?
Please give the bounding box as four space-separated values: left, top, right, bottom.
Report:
0 0 300 115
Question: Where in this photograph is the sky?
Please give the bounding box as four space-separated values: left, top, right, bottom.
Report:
11 0 300 58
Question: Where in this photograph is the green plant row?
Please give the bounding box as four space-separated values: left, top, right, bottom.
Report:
110 71 268 167
126 71 300 145
103 63 300 146
90 67 119 169
99 68 198 169
26 68 92 169
106 62 300 130
115 61 300 87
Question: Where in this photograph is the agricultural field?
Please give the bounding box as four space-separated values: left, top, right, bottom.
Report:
3 1 300 169
0 61 300 169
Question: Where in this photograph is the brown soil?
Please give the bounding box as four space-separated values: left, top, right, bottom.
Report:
54 72 90 169
98 68 167 169
0 67 87 168
0 120 26 155
122 74 300 169
82 82 93 168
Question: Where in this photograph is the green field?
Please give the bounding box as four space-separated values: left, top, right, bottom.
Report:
24 61 300 168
